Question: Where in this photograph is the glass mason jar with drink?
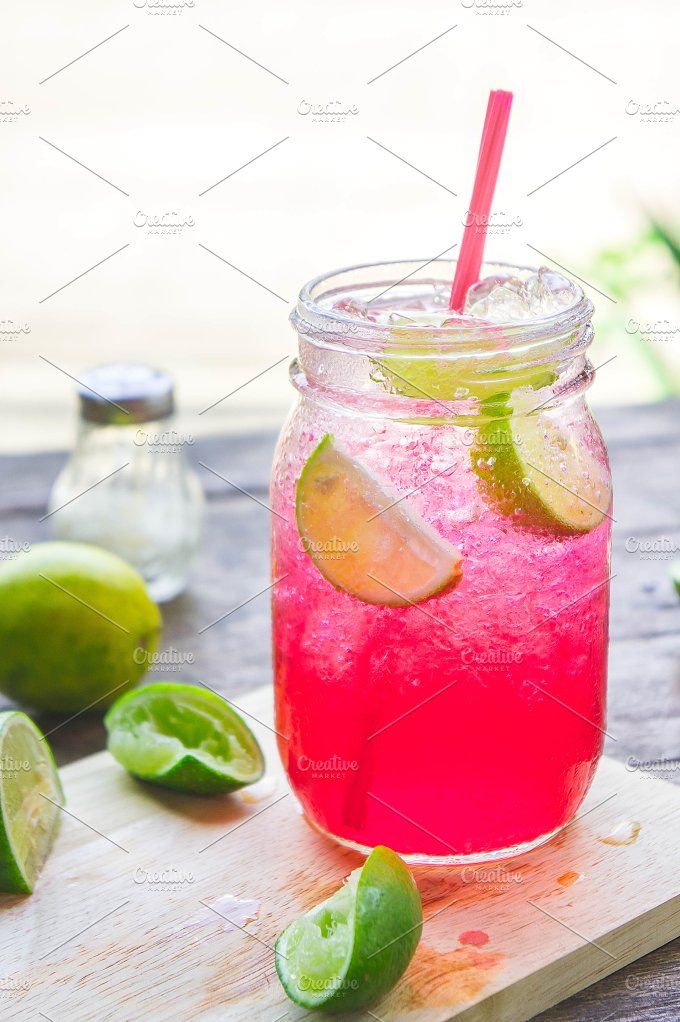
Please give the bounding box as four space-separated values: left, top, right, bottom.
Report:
270 92 612 862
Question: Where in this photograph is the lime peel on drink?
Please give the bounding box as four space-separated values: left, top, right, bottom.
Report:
296 434 463 606
104 683 265 795
275 845 423 1012
0 711 63 894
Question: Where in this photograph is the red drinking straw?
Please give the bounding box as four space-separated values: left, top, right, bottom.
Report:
449 89 513 312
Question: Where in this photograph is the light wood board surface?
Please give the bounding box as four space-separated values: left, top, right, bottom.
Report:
2 684 680 1022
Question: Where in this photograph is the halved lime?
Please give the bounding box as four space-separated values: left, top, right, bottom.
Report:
0 711 63 894
473 406 612 534
275 845 422 1012
296 435 463 606
104 683 265 795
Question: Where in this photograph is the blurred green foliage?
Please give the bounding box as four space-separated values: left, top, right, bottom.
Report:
589 220 680 399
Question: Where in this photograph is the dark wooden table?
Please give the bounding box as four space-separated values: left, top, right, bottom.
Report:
2 403 679 1022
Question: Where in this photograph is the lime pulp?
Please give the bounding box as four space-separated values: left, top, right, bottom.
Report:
275 845 423 1012
104 683 265 795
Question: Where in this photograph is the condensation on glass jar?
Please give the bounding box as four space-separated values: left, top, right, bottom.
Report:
271 259 613 864
48 364 204 603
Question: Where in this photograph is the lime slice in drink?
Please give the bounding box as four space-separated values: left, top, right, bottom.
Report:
473 407 612 534
375 321 557 408
0 711 63 894
275 845 422 1012
104 683 265 795
378 347 555 405
296 435 463 606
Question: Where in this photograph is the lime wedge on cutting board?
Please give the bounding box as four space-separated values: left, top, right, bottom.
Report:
105 683 265 795
0 711 63 894
473 409 612 534
296 435 463 606
276 845 423 1012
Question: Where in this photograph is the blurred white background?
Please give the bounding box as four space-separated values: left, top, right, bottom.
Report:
1 0 679 450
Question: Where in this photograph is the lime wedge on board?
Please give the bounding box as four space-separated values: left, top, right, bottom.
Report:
0 711 63 894
296 435 463 606
105 683 265 795
276 845 423 1012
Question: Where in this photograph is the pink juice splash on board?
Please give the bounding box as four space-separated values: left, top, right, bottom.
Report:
271 279 611 859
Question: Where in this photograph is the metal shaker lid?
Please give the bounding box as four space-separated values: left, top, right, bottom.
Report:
78 363 175 424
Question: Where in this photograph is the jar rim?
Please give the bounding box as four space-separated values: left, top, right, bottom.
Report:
292 258 594 356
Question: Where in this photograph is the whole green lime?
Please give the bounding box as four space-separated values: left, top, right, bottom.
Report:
0 542 162 713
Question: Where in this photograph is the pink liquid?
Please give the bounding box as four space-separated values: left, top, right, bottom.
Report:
271 412 610 860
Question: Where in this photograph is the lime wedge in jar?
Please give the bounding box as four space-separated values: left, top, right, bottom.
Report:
377 344 555 406
104 683 265 795
275 845 422 1012
472 405 612 534
373 315 556 409
295 435 463 606
0 711 63 894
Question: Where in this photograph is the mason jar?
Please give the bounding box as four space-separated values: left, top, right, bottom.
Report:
48 364 204 603
270 260 612 864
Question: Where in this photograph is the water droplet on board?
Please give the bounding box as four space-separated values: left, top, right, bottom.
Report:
459 930 490 948
599 820 641 846
239 776 278 804
205 894 261 930
557 870 584 888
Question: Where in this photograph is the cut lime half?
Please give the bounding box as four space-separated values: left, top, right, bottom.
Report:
104 683 265 795
296 435 463 606
276 845 422 1012
0 711 63 894
474 408 612 534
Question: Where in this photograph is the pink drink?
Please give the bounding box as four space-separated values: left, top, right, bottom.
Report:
271 262 611 862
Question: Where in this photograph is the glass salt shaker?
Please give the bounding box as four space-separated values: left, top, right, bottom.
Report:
48 363 204 602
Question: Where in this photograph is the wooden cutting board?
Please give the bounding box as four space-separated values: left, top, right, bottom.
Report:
3 685 679 1022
